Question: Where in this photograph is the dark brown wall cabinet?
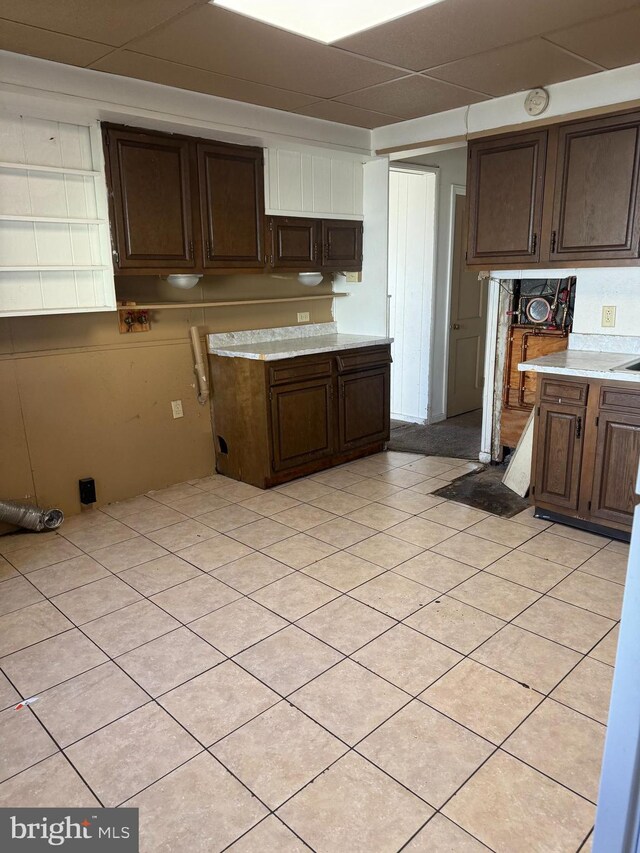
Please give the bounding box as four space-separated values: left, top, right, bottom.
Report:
197 143 264 270
551 113 640 262
467 108 640 269
103 124 264 275
210 346 390 488
467 131 547 265
266 216 363 272
105 128 196 271
531 374 640 538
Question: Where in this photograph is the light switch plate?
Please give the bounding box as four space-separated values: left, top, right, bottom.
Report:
345 272 362 283
297 312 310 322
171 400 184 419
601 306 616 328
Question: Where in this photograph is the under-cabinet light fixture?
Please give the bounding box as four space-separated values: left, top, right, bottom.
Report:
165 274 203 289
298 272 323 286
211 0 446 44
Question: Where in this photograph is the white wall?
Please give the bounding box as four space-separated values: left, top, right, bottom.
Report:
405 147 468 421
572 268 640 340
387 167 437 423
334 158 389 336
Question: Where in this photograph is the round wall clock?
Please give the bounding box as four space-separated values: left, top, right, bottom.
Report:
524 88 550 117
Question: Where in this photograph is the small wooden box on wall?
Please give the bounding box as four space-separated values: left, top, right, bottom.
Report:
117 301 151 334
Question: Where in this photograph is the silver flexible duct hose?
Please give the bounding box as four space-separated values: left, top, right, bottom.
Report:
0 501 64 532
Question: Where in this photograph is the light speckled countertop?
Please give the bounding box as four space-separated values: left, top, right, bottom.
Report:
518 350 640 383
207 322 392 361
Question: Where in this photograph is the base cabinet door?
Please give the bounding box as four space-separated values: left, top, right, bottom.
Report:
270 379 334 471
534 402 584 511
338 368 390 451
589 411 640 527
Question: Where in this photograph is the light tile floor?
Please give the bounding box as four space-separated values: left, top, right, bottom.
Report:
0 451 627 852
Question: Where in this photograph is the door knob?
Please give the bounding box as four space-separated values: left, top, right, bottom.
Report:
451 323 461 330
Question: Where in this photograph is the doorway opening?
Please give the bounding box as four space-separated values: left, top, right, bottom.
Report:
387 147 487 460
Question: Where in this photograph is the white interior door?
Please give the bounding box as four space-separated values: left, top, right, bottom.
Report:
446 192 487 417
388 167 437 423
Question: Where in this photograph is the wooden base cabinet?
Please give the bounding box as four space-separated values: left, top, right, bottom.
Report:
210 346 391 488
531 374 640 539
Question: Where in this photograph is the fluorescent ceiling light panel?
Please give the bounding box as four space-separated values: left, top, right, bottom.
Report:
212 0 445 43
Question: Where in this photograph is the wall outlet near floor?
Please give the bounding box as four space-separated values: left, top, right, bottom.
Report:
601 305 617 328
297 312 310 323
171 400 184 419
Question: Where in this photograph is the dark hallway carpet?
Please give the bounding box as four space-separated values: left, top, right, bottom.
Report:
388 409 482 460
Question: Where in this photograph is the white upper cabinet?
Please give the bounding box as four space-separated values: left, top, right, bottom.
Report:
265 147 364 220
0 113 116 317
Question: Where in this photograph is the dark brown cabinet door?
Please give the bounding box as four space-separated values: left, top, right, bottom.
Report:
197 142 264 269
104 127 195 271
551 112 640 260
321 220 363 271
270 379 334 471
589 411 640 527
269 217 319 269
338 368 390 451
466 131 547 265
533 402 584 511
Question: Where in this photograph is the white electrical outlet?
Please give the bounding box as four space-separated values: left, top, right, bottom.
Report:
297 312 310 323
601 306 617 328
171 400 184 419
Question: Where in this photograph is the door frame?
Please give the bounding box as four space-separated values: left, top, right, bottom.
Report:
443 184 467 421
387 163 440 424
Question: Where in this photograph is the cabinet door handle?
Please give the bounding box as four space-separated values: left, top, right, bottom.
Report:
531 233 537 254
550 230 557 253
188 240 194 260
575 416 582 439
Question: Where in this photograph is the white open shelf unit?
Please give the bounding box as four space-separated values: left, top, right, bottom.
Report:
0 113 116 316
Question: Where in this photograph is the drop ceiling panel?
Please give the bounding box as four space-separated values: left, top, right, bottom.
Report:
545 8 640 70
0 0 206 47
335 0 639 71
336 75 487 120
427 38 602 97
131 4 405 99
0 19 112 66
293 100 402 129
92 51 318 111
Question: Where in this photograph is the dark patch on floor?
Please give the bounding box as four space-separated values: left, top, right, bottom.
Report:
388 409 482 460
432 463 530 518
